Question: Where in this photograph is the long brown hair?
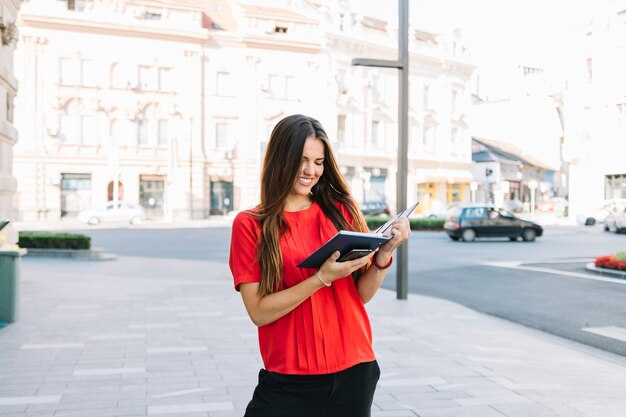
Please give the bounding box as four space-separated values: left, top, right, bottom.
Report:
251 114 368 296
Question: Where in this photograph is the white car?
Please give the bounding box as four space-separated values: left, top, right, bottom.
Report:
576 199 626 226
78 201 146 225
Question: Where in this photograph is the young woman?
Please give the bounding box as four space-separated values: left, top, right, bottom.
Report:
229 114 410 417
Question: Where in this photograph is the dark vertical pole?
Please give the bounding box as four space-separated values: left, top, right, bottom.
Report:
352 0 410 300
396 0 409 300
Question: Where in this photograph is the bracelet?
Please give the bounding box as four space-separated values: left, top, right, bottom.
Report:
315 271 331 287
372 255 393 273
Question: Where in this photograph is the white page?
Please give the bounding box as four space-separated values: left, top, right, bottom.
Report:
374 201 420 236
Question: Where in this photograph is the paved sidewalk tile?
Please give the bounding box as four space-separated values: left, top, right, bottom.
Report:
0 255 625 417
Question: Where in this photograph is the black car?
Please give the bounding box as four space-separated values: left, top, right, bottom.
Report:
444 205 543 242
360 201 391 217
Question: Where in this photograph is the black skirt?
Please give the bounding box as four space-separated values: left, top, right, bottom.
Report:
244 360 381 417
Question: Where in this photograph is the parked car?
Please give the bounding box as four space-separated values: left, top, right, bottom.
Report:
444 204 543 242
78 201 146 225
423 202 461 219
604 202 626 233
360 201 391 217
576 199 626 226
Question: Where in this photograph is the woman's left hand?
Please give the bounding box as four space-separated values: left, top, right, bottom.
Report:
378 218 411 255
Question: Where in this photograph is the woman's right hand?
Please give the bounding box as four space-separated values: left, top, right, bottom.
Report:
318 250 375 284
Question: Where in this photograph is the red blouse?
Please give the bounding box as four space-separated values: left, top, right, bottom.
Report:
229 201 376 375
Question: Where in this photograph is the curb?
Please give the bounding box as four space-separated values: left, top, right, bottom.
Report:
24 247 117 261
585 262 626 279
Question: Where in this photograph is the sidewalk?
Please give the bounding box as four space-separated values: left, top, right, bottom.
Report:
2 255 626 417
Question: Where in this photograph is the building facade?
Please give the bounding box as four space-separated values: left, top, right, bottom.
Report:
0 0 20 241
564 0 626 218
13 0 474 221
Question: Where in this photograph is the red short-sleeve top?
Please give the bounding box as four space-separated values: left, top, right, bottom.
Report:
229 201 376 375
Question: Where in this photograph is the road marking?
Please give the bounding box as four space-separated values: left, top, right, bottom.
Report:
583 326 626 343
484 261 626 285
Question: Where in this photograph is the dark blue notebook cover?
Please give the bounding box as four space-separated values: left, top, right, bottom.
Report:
297 231 391 269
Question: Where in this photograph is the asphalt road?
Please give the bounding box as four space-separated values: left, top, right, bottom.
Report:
49 222 626 356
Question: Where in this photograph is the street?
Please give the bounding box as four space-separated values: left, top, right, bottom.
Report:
55 222 626 357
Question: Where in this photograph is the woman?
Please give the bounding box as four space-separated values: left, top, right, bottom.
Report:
229 114 410 417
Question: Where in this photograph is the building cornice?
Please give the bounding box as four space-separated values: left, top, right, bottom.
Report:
18 13 209 43
241 35 320 53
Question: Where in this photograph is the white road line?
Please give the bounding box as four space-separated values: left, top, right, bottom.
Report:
583 326 626 343
484 261 626 285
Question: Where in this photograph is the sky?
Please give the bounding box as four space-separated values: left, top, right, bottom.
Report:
355 0 596 76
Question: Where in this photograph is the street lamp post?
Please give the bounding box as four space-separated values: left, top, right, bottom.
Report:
352 0 409 300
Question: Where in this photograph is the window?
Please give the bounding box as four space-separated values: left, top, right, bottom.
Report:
80 60 96 87
138 66 157 90
59 58 79 85
285 76 296 99
216 72 233 97
144 12 162 20
81 115 97 144
215 123 229 148
66 0 92 12
586 58 593 84
336 70 347 94
158 120 168 146
451 90 458 115
268 74 285 98
137 118 149 145
159 68 173 91
423 126 435 152
337 115 346 144
275 26 288 33
423 84 431 108
371 120 382 147
59 115 78 143
111 63 126 89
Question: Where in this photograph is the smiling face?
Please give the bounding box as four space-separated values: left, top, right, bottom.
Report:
289 135 325 203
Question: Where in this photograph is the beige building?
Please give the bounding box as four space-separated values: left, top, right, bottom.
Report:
13 0 474 221
564 0 626 218
0 0 20 241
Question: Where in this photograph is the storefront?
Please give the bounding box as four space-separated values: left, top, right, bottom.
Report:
139 175 165 219
60 173 92 217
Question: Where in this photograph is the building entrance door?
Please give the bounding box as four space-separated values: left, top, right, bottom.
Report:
60 173 92 217
210 181 233 215
139 175 165 219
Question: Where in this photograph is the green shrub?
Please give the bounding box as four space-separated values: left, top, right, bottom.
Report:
615 252 626 262
365 216 444 231
18 232 91 250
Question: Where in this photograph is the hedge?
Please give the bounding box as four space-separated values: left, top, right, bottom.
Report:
18 231 91 250
365 216 445 231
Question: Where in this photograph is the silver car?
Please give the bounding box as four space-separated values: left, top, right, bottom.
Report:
576 199 626 226
604 202 626 233
78 201 146 225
